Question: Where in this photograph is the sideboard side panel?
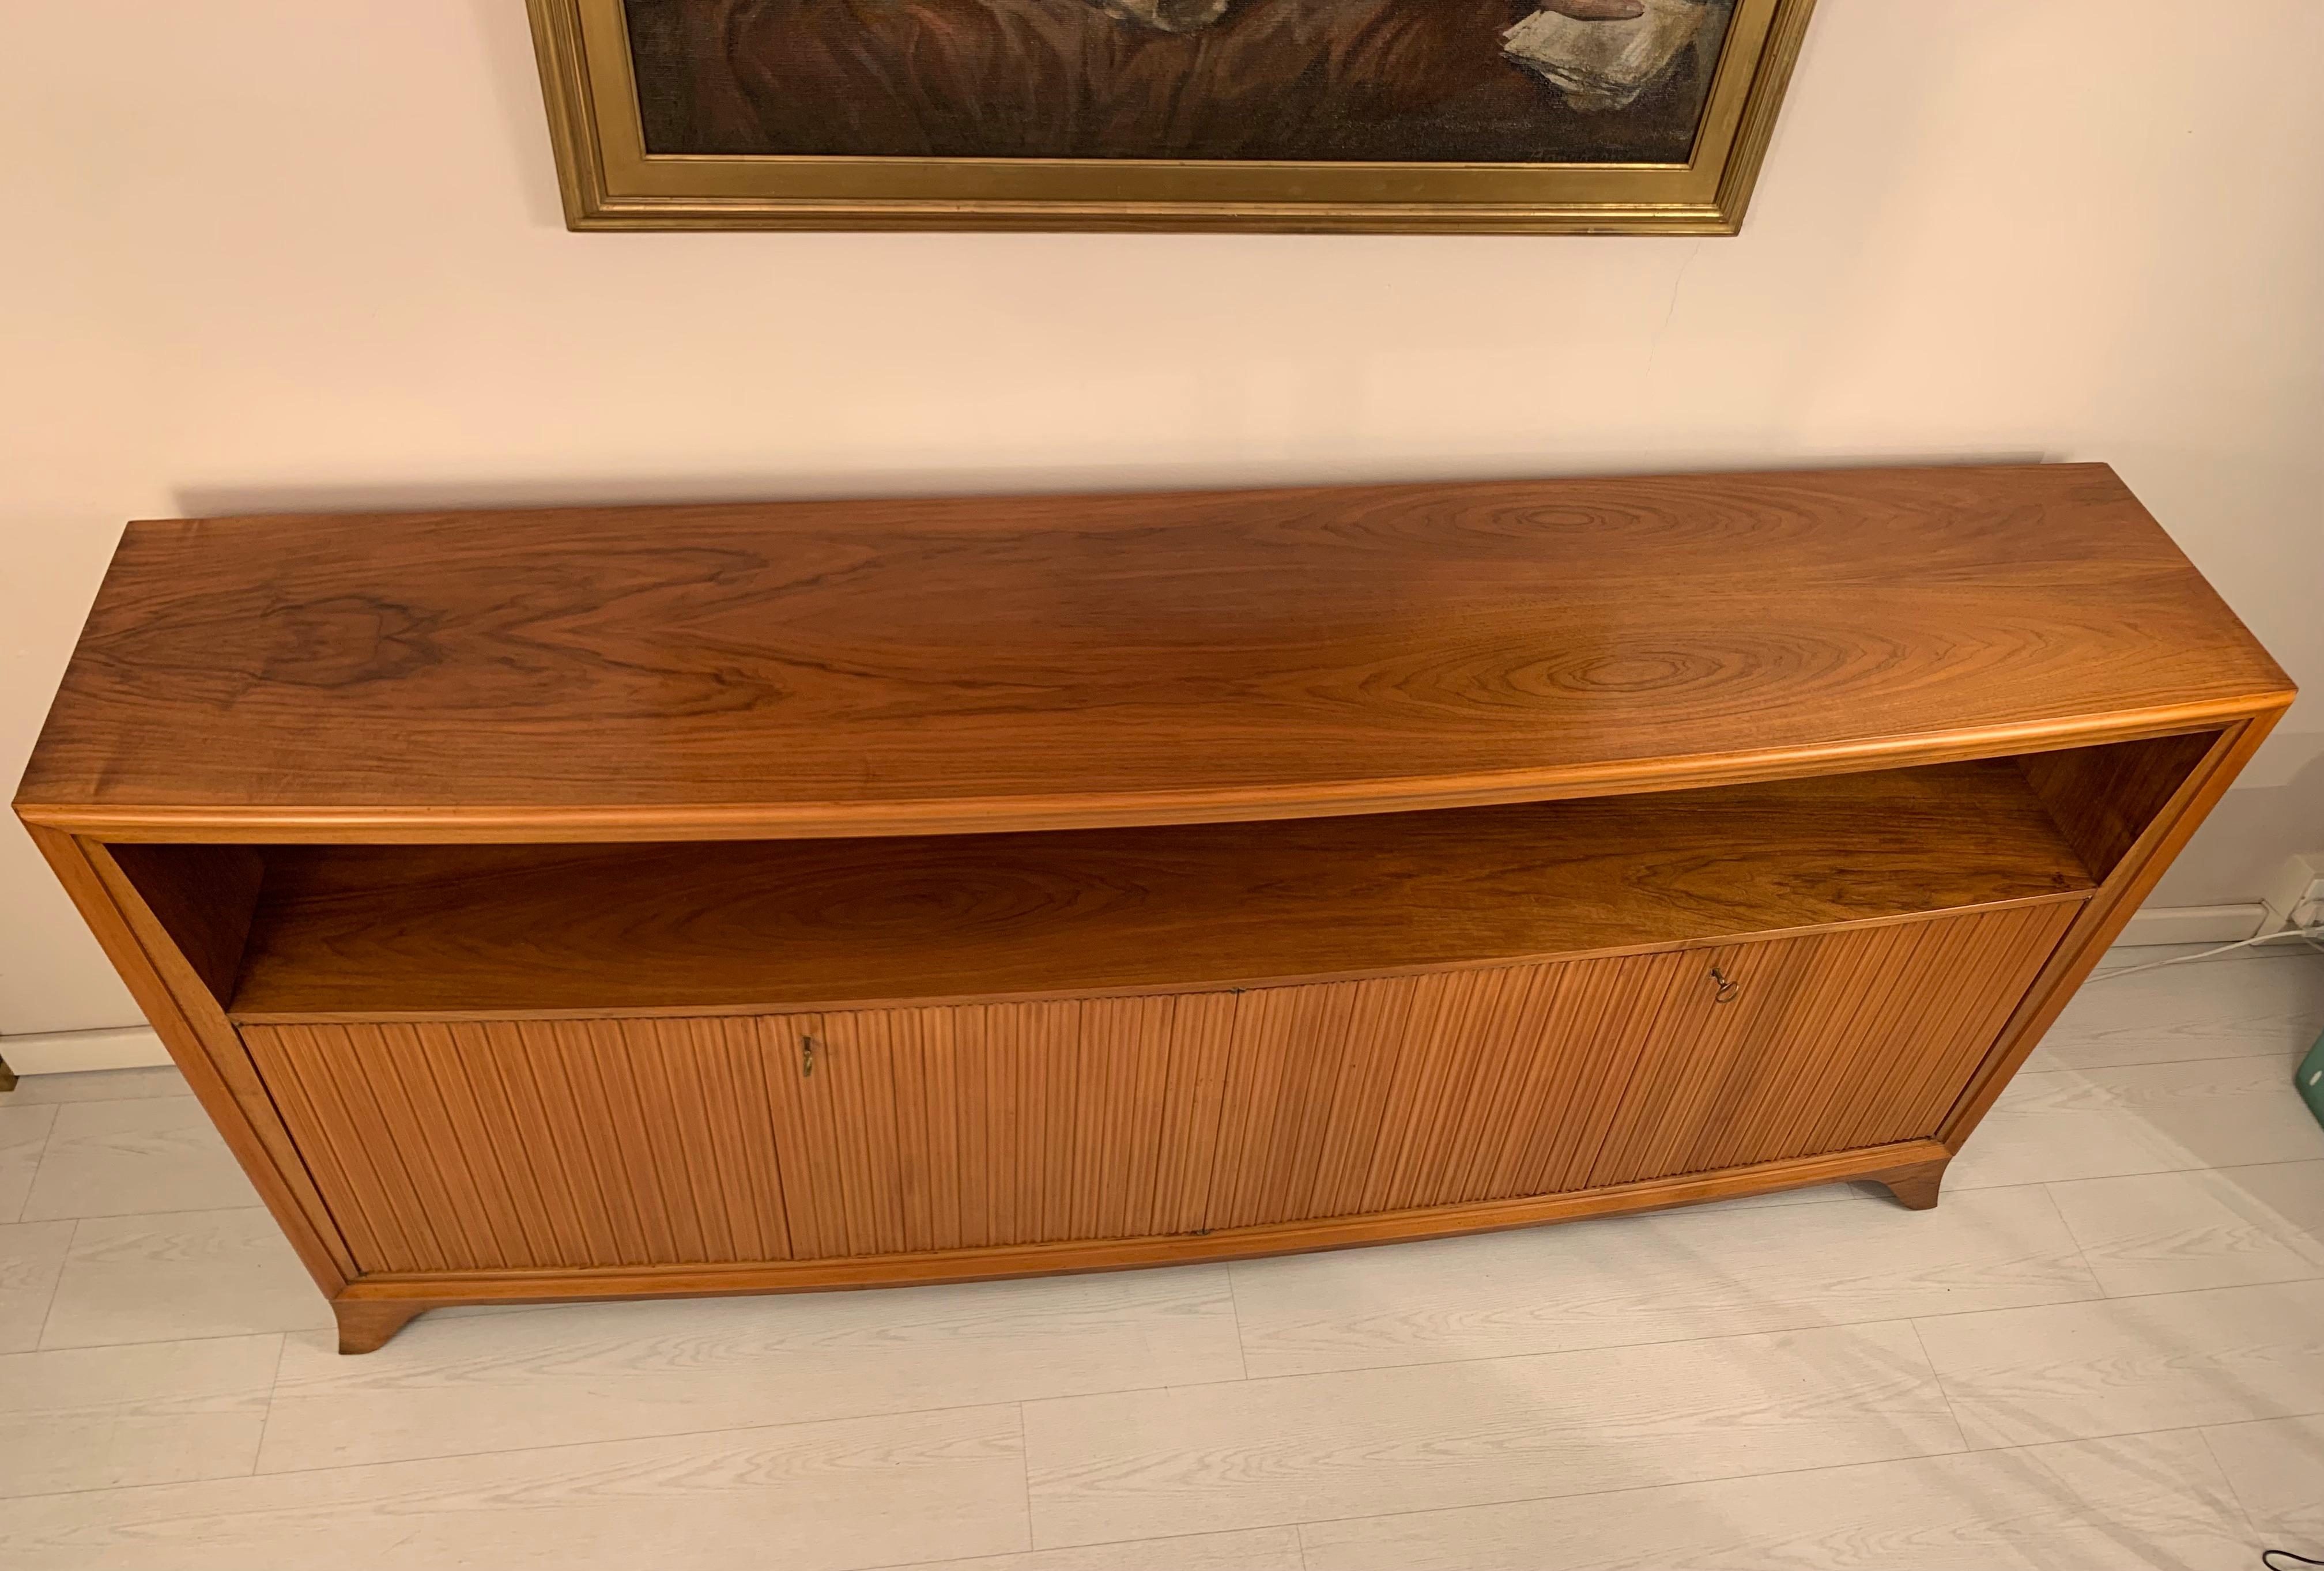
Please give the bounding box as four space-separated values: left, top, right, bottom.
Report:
2015 730 2217 881
1940 708 2287 1150
32 829 354 1294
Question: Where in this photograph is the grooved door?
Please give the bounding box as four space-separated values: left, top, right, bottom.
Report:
1204 955 1697 1229
246 992 1238 1272
243 1017 794 1274
1205 900 2081 1226
758 992 1236 1259
244 900 2077 1274
1580 901 2078 1185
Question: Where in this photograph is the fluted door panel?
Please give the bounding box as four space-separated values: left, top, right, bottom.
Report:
243 901 2078 1272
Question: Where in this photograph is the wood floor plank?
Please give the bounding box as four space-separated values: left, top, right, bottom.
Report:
873 1530 1306 1571
1945 1054 2324 1190
261 1266 1240 1471
1913 1279 2324 1448
40 1208 332 1350
0 1335 277 1499
17 1098 256 1221
0 1221 73 1355
2024 951 2324 1071
2046 1161 2324 1296
0 1107 56 1222
2200 1413 2324 1550
1022 1322 1964 1545
0 1405 1028 1571
1296 1430 2255 1570
1230 1185 2101 1377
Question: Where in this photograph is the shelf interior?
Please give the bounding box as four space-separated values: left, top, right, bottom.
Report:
159 754 2118 1021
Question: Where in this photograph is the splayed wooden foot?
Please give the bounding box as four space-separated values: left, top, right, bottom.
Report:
1870 1155 1948 1211
333 1298 425 1354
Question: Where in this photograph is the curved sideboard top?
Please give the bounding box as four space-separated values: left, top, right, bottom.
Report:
14 463 2293 841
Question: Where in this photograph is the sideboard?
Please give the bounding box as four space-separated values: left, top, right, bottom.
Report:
14 464 2293 1351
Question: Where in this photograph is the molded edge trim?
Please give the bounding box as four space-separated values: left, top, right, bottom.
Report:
13 697 2289 844
335 1137 1951 1309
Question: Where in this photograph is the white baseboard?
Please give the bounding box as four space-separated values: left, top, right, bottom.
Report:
0 1025 171 1076
2115 903 2268 947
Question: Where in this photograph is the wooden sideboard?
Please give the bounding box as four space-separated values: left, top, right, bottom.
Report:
14 464 2293 1353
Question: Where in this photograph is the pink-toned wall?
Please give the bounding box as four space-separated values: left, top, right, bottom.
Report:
4 1 2318 1041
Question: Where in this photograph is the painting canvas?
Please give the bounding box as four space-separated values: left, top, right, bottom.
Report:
529 0 1815 230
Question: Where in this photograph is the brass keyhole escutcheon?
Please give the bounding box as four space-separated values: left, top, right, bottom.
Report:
1710 965 1740 1004
801 1033 819 1077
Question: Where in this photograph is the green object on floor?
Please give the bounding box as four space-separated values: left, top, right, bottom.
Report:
2300 1029 2324 1131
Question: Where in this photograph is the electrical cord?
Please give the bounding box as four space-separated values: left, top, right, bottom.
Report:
2090 922 2324 983
2262 1552 2324 1569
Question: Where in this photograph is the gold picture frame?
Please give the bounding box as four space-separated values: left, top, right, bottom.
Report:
527 0 1817 233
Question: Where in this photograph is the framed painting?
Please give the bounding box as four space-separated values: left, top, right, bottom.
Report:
527 0 1817 232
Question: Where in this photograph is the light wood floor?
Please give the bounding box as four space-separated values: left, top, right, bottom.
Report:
2 946 2321 1569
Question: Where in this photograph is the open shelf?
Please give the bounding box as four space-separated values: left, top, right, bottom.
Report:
207 758 2099 1021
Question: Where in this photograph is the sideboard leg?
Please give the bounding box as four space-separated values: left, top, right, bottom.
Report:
333 1298 425 1354
1871 1156 1949 1212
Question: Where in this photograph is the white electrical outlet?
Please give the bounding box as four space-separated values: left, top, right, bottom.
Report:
2261 852 2324 932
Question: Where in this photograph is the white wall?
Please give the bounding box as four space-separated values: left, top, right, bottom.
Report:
3 1 2319 1037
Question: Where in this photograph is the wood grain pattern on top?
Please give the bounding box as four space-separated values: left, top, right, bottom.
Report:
227 759 2092 1018
14 464 2293 839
